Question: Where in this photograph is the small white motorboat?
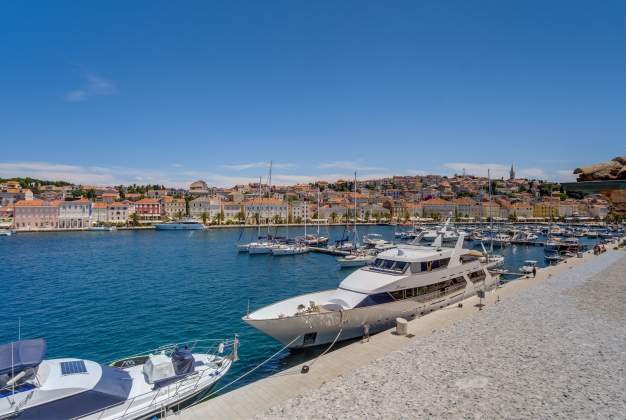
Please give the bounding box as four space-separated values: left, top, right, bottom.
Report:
519 260 538 274
154 219 205 230
0 230 13 236
336 253 376 268
272 243 309 256
88 226 116 232
0 337 238 420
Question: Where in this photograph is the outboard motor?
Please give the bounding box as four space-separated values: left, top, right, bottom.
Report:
171 346 195 376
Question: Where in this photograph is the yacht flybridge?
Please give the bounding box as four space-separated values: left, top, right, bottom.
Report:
243 223 499 349
0 337 238 419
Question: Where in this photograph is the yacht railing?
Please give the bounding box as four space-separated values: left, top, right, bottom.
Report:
413 282 466 303
73 336 239 420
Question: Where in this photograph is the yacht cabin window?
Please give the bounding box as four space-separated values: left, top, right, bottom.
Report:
410 258 451 273
371 259 408 273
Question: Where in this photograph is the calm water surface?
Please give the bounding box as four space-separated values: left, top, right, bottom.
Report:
0 225 597 392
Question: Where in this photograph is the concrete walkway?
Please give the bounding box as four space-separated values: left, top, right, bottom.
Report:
178 245 624 420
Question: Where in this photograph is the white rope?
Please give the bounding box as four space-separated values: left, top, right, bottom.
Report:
202 334 302 400
307 327 343 369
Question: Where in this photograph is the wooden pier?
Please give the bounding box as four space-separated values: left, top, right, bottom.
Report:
308 247 349 256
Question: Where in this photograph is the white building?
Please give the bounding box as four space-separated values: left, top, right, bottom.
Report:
244 198 288 224
107 202 129 224
91 203 108 225
189 197 221 220
223 203 243 222
58 199 91 229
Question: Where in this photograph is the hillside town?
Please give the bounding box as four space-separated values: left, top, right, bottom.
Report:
0 166 613 231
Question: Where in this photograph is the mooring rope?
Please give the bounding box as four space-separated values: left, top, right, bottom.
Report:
202 334 302 400
306 327 344 369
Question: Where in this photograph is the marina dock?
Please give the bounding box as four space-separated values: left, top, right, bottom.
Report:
308 246 349 256
179 245 624 419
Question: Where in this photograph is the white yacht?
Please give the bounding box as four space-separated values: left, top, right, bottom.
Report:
272 243 309 256
88 226 116 232
154 219 205 230
336 252 376 268
244 228 499 349
519 260 538 274
0 230 13 237
0 338 237 420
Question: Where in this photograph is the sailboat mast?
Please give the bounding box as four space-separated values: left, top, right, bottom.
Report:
317 189 320 236
488 169 494 253
267 161 272 235
258 176 262 237
354 171 358 246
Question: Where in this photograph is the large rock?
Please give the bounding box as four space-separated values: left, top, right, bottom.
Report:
573 156 626 181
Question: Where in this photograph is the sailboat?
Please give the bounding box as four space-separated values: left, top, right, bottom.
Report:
302 189 329 246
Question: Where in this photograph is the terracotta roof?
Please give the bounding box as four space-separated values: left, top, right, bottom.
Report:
14 199 46 207
136 198 160 204
422 198 452 205
93 202 108 209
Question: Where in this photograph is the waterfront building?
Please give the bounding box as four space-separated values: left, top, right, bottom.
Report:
162 196 186 219
99 192 119 203
558 199 579 218
223 203 244 222
422 198 455 220
533 199 559 219
452 198 481 220
134 198 162 222
243 198 288 224
589 204 609 220
481 201 501 220
189 197 221 221
319 204 347 222
58 199 91 229
91 202 108 225
511 202 534 220
290 201 311 222
107 201 129 224
13 200 59 230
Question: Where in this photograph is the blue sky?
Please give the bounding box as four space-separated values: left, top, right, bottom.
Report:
1 1 624 186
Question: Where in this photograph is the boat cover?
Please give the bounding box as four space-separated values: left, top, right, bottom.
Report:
0 339 46 376
171 347 195 376
17 365 132 419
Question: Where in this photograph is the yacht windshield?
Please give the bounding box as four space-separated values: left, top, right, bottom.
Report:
371 259 408 273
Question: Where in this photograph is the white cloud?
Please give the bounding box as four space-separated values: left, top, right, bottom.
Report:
318 160 386 171
442 162 577 182
64 73 117 102
221 161 294 171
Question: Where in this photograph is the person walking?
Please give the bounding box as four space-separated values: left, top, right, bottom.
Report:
362 322 370 343
532 266 537 278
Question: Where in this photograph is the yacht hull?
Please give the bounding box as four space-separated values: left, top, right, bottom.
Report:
154 224 205 230
244 282 494 349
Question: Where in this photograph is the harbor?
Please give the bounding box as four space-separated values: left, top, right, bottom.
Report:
181 244 626 419
2 220 624 417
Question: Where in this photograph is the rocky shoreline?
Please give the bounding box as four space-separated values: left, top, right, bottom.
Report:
259 251 626 419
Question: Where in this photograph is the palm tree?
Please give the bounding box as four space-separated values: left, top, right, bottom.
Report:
201 212 208 225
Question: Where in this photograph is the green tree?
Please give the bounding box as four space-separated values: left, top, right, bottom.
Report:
330 212 337 224
131 212 139 226
236 210 245 224
201 212 208 225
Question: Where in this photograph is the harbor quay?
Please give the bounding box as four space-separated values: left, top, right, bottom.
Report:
179 245 626 419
